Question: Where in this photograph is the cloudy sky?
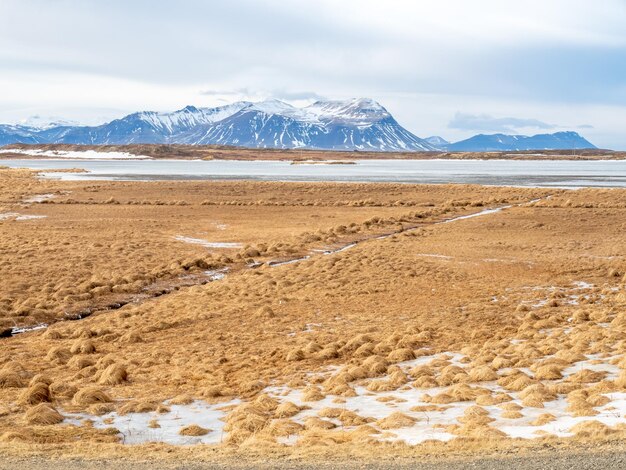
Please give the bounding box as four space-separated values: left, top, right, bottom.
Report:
1 0 625 148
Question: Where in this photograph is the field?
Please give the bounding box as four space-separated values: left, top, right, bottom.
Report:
1 166 626 466
1 143 626 160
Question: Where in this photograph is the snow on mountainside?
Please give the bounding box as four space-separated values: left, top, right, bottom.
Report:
0 99 436 151
0 101 598 151
424 136 450 149
446 131 596 151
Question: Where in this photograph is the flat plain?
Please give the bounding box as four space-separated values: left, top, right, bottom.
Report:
1 164 626 467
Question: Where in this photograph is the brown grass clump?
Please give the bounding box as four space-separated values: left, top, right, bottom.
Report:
49 381 78 399
179 424 210 436
410 404 447 412
24 404 64 425
0 431 29 442
266 419 304 437
67 355 95 370
491 356 514 369
500 402 522 412
72 386 112 406
437 364 466 383
316 346 339 360
342 334 374 353
317 407 343 419
570 420 615 437
353 342 375 358
387 348 415 363
170 394 194 405
518 384 557 408
98 364 128 385
148 419 160 429
531 413 556 426
19 383 51 405
45 346 71 364
275 401 306 418
565 369 607 384
0 370 25 389
118 400 160 415
475 392 512 406
366 378 399 392
449 423 506 439
499 402 523 419
468 365 498 382
438 383 487 402
42 328 64 340
566 389 599 417
500 410 524 419
28 374 52 386
409 365 434 379
376 412 417 430
201 385 225 399
555 350 587 363
119 331 143 343
534 364 564 380
338 410 371 427
223 395 280 443
412 376 438 389
303 417 336 430
303 341 322 355
457 406 494 426
497 370 537 391
302 386 325 402
361 355 389 376
613 370 626 389
70 339 96 354
286 349 305 362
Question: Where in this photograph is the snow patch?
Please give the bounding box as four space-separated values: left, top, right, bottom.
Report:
0 149 150 159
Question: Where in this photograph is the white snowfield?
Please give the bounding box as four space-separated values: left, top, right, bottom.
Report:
0 149 150 159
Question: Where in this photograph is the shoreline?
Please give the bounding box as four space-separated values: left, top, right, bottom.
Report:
0 144 624 161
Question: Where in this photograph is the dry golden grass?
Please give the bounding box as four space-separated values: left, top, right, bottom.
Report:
2 167 626 458
179 424 210 437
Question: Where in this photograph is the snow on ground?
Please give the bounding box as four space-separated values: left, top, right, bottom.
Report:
258 350 626 446
0 212 46 221
22 193 56 203
0 149 150 159
64 347 626 447
204 268 229 281
174 236 242 249
64 399 239 445
63 288 626 448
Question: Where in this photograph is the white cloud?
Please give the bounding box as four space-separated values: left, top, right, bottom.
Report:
0 0 624 148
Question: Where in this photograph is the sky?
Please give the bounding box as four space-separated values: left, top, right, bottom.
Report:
0 0 625 148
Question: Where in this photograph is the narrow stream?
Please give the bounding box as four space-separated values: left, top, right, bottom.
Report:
5 196 545 337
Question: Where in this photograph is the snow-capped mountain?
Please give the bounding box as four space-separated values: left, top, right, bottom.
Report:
0 99 435 151
446 132 596 151
0 102 598 151
424 136 450 148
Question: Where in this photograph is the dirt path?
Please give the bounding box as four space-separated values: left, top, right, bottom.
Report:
1 451 626 470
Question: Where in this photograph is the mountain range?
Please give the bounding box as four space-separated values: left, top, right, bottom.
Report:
0 99 597 151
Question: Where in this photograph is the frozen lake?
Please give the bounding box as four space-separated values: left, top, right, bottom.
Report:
3 158 626 188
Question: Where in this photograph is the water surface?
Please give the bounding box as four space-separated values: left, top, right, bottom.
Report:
3 159 626 188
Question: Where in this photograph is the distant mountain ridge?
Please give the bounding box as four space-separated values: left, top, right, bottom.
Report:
444 131 596 151
0 98 436 151
0 100 597 151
